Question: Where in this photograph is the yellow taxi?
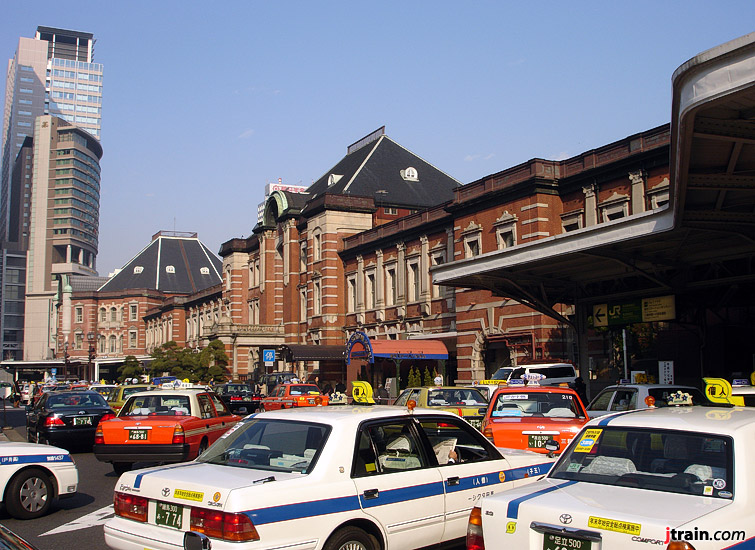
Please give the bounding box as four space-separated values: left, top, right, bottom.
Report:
106 384 154 413
393 386 488 429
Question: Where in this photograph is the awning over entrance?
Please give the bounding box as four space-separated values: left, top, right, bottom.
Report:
279 344 345 362
346 331 448 364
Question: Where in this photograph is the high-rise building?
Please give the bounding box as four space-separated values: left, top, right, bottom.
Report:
1 27 103 361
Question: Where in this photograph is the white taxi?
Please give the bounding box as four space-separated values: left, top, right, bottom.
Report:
104 404 555 550
467 406 755 550
0 441 78 519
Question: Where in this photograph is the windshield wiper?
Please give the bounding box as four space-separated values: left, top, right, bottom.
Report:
252 475 276 484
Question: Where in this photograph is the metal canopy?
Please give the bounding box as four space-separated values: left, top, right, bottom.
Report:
432 33 755 324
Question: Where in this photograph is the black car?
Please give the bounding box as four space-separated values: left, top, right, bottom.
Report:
214 383 260 414
26 390 115 449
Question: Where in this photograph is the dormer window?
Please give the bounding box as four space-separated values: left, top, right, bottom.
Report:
133 266 143 274
166 265 175 274
200 267 210 275
328 174 343 186
401 167 419 181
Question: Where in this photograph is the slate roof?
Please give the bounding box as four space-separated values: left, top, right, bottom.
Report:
98 232 222 294
306 134 461 209
69 275 110 292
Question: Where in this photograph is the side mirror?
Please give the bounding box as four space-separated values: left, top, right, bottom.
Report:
478 407 488 416
545 439 560 458
184 531 212 550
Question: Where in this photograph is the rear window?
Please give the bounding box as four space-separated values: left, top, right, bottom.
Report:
426 388 487 406
47 392 108 408
200 418 330 474
648 387 710 407
550 427 733 499
120 394 191 416
490 391 584 418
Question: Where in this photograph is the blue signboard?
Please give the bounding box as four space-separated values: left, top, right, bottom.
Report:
263 349 276 363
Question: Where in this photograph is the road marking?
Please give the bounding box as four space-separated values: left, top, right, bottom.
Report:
40 504 114 536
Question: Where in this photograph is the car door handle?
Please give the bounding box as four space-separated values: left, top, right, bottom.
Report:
446 477 460 486
363 489 379 500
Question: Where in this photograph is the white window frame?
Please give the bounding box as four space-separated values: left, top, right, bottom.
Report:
406 258 420 303
347 275 357 313
561 209 584 232
430 251 445 298
461 221 483 259
365 269 376 310
75 306 83 324
385 264 397 306
599 192 630 222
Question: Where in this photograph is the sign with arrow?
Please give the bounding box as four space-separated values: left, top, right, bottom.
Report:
592 295 675 327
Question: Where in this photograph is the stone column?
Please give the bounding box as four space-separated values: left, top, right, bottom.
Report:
629 170 646 215
583 184 598 226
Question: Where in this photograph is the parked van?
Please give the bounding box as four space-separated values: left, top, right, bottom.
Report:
490 362 577 387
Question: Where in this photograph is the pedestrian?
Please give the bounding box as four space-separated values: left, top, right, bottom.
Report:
335 381 346 394
573 376 588 405
376 384 389 404
322 383 333 396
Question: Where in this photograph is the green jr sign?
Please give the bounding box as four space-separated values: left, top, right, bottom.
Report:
592 295 675 327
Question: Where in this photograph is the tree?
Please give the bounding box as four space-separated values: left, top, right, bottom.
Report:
197 340 230 383
117 355 143 383
148 341 199 382
147 340 230 384
423 367 434 386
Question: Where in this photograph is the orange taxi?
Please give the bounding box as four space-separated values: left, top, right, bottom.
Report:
93 389 241 474
260 383 329 411
481 383 589 454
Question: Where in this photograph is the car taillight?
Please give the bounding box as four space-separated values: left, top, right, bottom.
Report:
230 396 241 401
94 424 104 445
114 492 148 522
99 412 116 423
172 425 185 444
481 421 493 439
44 415 65 427
466 506 485 550
190 508 259 542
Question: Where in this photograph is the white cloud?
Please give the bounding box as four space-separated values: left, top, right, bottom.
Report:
238 129 255 139
553 151 570 161
464 154 481 162
465 153 495 162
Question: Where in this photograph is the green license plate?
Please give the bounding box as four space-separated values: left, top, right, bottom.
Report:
73 416 92 426
155 501 183 529
543 532 591 550
129 429 148 440
528 434 551 448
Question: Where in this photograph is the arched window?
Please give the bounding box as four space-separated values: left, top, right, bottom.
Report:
108 335 116 353
110 307 118 322
99 308 106 322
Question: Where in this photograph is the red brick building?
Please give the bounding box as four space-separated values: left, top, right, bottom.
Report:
58 125 671 390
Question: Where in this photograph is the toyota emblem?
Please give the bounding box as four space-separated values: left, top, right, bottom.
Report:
559 514 573 525
162 488 170 497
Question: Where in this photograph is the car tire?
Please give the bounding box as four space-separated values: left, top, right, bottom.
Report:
324 527 379 550
5 468 53 520
197 438 208 457
112 462 132 475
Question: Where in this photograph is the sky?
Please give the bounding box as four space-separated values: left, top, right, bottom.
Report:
2 1 753 277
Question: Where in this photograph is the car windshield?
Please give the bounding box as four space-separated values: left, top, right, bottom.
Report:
550 427 733 499
426 388 487 406
201 418 330 474
46 392 108 408
490 391 585 418
120 394 191 416
490 367 513 380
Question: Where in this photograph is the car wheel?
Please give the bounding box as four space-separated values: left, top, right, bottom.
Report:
324 527 379 550
112 462 132 475
5 468 52 520
197 438 208 457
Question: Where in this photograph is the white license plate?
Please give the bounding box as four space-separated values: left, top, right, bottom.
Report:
73 416 92 426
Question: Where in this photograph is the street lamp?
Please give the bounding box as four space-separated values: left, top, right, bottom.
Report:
87 332 96 382
63 341 70 381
